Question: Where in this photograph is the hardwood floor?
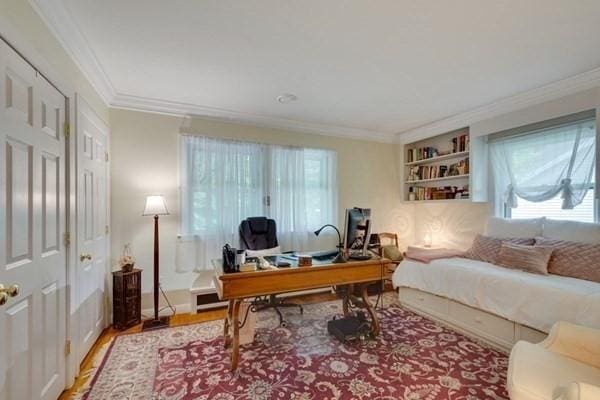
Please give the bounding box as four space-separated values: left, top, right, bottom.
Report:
58 292 339 399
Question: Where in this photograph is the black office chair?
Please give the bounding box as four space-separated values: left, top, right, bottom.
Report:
239 217 303 325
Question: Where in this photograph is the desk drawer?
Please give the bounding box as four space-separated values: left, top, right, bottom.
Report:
399 288 448 317
448 301 514 345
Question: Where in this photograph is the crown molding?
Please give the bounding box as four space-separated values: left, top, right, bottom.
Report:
397 67 600 143
32 0 600 144
29 0 396 143
29 0 115 105
111 92 397 143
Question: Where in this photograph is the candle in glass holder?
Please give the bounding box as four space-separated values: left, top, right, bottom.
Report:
424 232 432 248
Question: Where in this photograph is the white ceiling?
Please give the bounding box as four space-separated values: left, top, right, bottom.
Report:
33 0 600 141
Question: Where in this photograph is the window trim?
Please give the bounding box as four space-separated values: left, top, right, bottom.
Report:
488 109 596 143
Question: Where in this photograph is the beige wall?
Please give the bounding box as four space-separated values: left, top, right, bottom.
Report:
413 202 490 250
0 0 108 121
109 108 415 296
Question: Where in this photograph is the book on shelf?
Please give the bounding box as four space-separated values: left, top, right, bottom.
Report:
408 185 469 201
407 132 469 163
407 146 438 163
451 133 470 153
406 158 469 181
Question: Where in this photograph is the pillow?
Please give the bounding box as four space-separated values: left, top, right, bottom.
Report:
463 234 535 264
535 237 600 283
381 244 403 262
245 246 282 257
542 219 600 244
496 242 553 275
484 217 545 238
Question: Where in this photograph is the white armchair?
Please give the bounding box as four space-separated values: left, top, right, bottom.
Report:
507 321 600 400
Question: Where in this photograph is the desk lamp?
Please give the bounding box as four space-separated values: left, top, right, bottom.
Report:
314 224 347 263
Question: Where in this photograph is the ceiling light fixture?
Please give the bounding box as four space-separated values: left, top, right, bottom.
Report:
276 93 297 104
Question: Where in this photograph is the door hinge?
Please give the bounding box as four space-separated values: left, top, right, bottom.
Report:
63 232 71 247
105 151 109 162
64 122 70 138
105 225 109 235
64 340 71 357
264 195 271 207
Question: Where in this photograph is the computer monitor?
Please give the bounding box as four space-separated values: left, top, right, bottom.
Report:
343 207 372 258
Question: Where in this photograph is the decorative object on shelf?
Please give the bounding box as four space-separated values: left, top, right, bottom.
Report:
118 243 136 272
112 268 142 329
142 195 170 331
314 224 346 263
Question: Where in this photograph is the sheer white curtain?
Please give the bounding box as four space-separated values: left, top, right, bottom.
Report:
269 146 308 251
490 118 596 214
177 135 265 271
269 147 338 251
178 136 338 272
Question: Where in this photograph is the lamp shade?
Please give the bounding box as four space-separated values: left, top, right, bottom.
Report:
143 195 169 216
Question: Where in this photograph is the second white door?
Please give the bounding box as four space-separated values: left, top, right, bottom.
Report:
76 97 109 364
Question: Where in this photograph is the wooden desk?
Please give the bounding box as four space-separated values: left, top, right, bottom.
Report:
213 257 391 370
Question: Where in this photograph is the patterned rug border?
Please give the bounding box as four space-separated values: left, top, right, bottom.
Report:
78 340 115 400
79 318 225 400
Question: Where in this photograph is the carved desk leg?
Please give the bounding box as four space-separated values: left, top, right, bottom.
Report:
360 283 380 336
342 284 353 316
230 299 242 370
223 299 234 348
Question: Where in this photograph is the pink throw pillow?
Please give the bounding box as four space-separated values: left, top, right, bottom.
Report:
497 242 553 275
463 234 535 264
535 237 600 283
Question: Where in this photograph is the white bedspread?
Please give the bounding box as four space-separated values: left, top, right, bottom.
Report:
392 257 600 333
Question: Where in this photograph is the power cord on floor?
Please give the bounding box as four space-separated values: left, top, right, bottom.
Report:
159 284 177 315
141 284 177 319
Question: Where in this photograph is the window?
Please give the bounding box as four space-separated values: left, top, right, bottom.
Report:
508 190 595 223
178 135 337 270
490 112 597 223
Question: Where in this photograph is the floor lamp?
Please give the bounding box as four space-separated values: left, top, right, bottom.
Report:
142 195 170 331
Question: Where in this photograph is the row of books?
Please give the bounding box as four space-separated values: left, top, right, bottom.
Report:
407 165 448 181
406 133 470 163
452 134 469 153
407 146 437 162
407 158 469 182
408 185 470 201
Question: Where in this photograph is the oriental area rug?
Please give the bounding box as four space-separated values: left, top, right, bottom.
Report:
79 295 509 400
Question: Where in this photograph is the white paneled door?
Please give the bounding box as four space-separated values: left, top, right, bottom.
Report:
76 98 108 364
0 42 67 399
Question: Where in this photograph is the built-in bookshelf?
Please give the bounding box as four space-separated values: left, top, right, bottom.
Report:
403 127 471 202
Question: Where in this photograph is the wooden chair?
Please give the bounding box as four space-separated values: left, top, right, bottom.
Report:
371 233 402 308
376 233 402 271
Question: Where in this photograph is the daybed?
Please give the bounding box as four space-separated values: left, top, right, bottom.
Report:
392 217 600 350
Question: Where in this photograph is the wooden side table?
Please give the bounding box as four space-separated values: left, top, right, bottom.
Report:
112 268 142 329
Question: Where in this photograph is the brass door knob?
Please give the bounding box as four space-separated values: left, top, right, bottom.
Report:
80 253 92 262
0 284 19 302
0 292 8 306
